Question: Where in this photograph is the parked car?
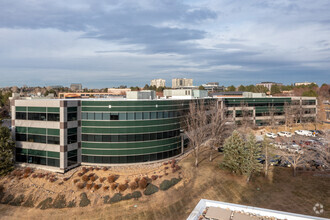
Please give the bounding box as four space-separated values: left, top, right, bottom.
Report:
266 132 277 138
277 131 293 137
295 130 313 136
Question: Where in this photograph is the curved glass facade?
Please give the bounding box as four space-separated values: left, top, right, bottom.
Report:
81 100 190 164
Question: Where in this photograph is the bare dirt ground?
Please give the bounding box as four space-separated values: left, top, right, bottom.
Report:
0 146 329 220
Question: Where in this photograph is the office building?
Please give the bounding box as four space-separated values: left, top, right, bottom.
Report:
294 82 315 86
11 91 316 172
70 83 82 91
150 79 166 88
172 78 193 88
256 82 283 91
11 93 193 172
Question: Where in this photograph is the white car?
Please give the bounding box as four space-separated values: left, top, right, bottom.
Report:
266 132 277 138
277 131 293 137
295 130 312 136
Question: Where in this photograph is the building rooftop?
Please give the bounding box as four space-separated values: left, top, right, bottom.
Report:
187 199 327 220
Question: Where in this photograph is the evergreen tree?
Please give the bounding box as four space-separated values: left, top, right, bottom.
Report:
0 127 14 176
222 131 262 182
226 85 236 92
198 85 205 90
242 134 262 182
270 84 281 94
222 131 245 174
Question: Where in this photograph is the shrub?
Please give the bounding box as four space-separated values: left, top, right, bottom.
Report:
79 193 90 207
31 173 37 178
82 167 87 173
143 184 159 196
88 173 95 178
159 180 172 191
11 170 22 177
103 186 109 191
171 159 176 165
9 194 25 206
49 178 57 183
171 163 175 168
52 194 66 209
164 166 169 170
67 200 76 208
86 183 93 190
90 176 96 182
122 193 132 200
175 165 180 170
129 181 138 190
118 184 127 192
125 179 130 184
77 172 83 177
24 167 32 174
172 168 177 173
159 175 163 178
164 173 168 176
38 173 44 178
95 167 100 171
108 174 118 183
82 175 89 182
138 178 148 189
103 195 110 204
102 167 108 171
134 177 140 183
76 183 85 189
23 173 29 178
63 177 69 181
37 197 53 210
2 194 14 204
163 162 168 165
110 193 122 204
89 167 94 171
22 195 34 208
73 179 80 184
132 191 142 199
58 182 64 185
93 184 101 190
151 175 158 181
99 177 106 183
170 178 181 185
111 183 118 190
159 178 181 191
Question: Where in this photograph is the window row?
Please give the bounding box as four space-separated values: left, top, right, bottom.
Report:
16 133 60 145
82 148 181 164
82 129 180 142
16 112 60 121
81 111 182 121
225 103 287 107
68 149 78 167
16 153 60 167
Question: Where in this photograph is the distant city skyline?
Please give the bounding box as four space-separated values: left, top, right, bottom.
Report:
0 1 329 88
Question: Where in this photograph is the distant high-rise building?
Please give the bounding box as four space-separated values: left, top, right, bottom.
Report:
150 79 166 88
172 78 193 88
294 82 315 86
70 83 82 91
256 82 283 91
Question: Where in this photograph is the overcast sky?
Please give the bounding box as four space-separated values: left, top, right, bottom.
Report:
0 0 329 88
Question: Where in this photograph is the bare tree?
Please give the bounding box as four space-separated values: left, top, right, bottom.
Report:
238 102 253 131
279 149 309 177
207 102 234 161
284 102 294 130
261 137 274 177
184 100 209 167
268 104 277 132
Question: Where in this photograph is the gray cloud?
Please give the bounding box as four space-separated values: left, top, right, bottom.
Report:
0 0 329 87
